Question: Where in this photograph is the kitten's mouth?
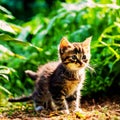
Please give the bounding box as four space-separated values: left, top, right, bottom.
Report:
77 60 86 67
78 63 85 68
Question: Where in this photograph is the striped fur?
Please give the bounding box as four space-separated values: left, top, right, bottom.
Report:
9 37 91 113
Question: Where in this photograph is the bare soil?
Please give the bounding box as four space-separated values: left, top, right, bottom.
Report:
0 94 120 120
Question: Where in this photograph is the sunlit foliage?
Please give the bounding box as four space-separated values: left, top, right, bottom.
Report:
0 0 120 96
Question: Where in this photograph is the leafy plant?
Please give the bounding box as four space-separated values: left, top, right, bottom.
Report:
0 66 15 94
83 20 120 95
0 0 120 97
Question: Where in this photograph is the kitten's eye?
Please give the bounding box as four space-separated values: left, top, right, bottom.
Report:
71 55 77 60
82 55 86 59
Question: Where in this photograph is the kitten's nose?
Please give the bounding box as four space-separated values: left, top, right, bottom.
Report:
78 60 83 65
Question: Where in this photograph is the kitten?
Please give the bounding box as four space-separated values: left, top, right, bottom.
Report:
9 37 91 114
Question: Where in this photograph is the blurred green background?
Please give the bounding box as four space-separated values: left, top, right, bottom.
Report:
0 0 120 99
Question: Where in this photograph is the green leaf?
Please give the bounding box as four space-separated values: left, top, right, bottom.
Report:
0 34 42 52
0 44 14 56
0 66 16 81
0 20 16 34
0 85 11 95
0 74 9 81
0 5 12 15
0 66 15 74
10 23 22 33
0 44 25 59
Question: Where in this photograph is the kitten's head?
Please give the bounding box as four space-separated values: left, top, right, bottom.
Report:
59 37 91 71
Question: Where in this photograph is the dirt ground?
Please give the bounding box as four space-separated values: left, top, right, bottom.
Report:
0 94 120 120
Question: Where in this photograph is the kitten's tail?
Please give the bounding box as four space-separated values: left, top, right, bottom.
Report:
8 95 32 102
25 70 37 80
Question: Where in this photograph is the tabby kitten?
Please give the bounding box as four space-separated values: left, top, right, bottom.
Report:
9 37 91 114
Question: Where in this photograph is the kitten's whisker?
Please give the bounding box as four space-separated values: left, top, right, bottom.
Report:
87 65 95 72
83 62 95 72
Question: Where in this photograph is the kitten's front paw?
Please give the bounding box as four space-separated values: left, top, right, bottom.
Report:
35 106 44 111
59 109 70 114
74 108 84 113
64 109 70 114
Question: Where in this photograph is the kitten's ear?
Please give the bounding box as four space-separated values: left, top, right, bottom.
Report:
59 37 71 53
82 36 92 48
60 37 71 48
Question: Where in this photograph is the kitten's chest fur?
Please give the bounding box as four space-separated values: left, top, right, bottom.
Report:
49 63 85 97
63 79 80 96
